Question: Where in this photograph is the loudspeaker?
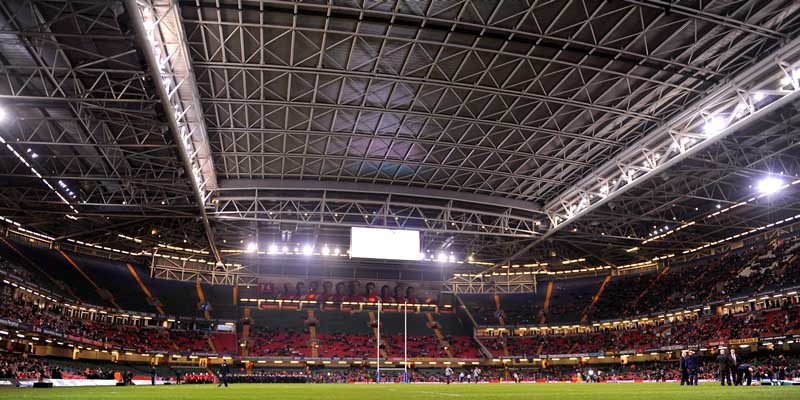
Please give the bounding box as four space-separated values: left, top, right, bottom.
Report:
33 382 53 388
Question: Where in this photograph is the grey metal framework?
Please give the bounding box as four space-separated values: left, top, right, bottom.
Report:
1 0 800 283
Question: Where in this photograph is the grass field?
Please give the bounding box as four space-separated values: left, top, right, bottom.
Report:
1 383 799 400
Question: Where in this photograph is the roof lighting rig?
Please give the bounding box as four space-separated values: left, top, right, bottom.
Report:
0 112 79 215
546 42 800 232
126 0 220 263
480 35 800 276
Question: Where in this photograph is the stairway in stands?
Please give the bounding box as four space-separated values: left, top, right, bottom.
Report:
633 266 671 306
308 309 319 358
196 282 211 319
58 250 122 309
368 311 390 360
0 238 76 298
425 312 453 358
493 293 510 357
241 308 251 356
126 263 166 315
541 281 553 324
581 275 612 322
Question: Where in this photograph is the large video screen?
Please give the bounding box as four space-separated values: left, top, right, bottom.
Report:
350 227 421 261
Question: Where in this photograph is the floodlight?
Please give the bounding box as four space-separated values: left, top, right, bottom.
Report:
757 176 784 195
245 242 257 253
704 116 726 136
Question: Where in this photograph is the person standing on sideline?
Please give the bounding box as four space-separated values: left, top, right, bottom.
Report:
686 350 700 386
217 360 231 388
729 349 740 385
150 365 157 386
472 367 481 384
679 350 689 385
444 366 453 385
716 348 732 386
459 371 465 383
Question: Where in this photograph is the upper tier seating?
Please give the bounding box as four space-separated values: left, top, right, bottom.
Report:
67 252 152 312
491 302 800 357
202 283 238 320
143 273 204 318
10 242 111 307
546 276 601 323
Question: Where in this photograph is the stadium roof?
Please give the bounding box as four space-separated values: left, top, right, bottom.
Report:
2 0 800 274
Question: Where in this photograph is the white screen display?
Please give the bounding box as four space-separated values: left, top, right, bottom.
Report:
350 227 421 261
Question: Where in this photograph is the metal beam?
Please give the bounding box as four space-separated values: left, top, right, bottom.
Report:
217 179 543 215
487 34 800 273
126 0 220 262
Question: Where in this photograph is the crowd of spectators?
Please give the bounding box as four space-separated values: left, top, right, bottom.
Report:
603 236 800 320
0 289 214 354
0 353 116 380
2 234 800 367
490 302 800 357
463 235 800 327
0 353 53 379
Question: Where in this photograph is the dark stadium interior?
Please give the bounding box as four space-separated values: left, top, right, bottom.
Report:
1 0 800 392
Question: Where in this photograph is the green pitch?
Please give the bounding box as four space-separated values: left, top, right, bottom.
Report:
1 383 799 400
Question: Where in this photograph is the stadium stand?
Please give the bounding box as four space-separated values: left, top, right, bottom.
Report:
66 252 152 312
202 284 238 320
545 277 602 324
9 242 111 307
139 277 205 319
2 234 800 389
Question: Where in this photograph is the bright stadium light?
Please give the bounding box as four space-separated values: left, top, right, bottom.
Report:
704 116 727 136
245 242 257 253
321 245 330 256
268 244 278 254
757 176 784 195
437 252 448 263
302 244 313 256
282 245 289 254
333 247 340 255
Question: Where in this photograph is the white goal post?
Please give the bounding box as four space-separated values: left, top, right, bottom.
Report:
375 301 410 383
